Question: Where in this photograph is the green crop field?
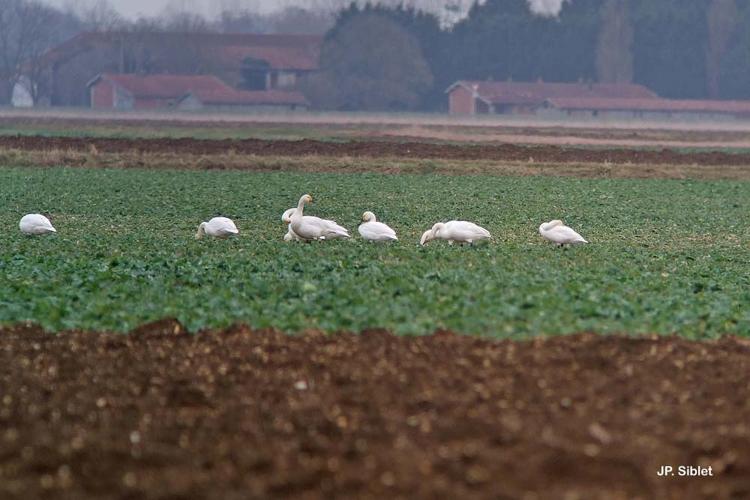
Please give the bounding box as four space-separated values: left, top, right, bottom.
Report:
1 165 748 337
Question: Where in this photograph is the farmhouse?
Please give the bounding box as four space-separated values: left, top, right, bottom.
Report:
87 73 308 111
446 80 657 115
32 31 321 107
447 80 750 121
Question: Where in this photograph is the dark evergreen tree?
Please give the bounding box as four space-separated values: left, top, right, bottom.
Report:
630 0 712 98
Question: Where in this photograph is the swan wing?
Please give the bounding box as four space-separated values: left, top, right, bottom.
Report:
359 221 397 241
291 216 329 240
446 221 490 242
205 217 238 237
548 225 587 244
321 219 350 239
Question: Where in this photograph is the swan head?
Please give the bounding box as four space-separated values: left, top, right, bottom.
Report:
362 211 376 222
195 222 207 239
540 220 564 232
299 194 313 205
282 208 295 224
420 230 432 245
420 229 434 246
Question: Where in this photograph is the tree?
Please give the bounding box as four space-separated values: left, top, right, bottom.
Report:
630 0 712 98
719 2 750 99
0 0 66 105
74 0 124 32
449 0 539 83
303 14 433 110
270 7 334 34
542 0 602 82
332 3 445 109
596 0 633 83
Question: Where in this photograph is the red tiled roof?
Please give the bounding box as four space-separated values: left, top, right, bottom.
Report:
89 74 231 99
545 97 750 114
448 80 658 104
88 73 308 106
187 88 308 106
42 32 322 71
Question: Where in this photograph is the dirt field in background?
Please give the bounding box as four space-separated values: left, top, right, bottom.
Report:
4 135 750 180
4 134 750 175
1 322 749 499
378 125 750 150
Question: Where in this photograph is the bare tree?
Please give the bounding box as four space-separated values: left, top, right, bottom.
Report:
218 10 270 34
78 0 124 32
706 0 737 98
0 0 62 105
269 7 334 34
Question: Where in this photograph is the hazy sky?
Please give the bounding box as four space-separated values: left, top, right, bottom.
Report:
44 0 566 21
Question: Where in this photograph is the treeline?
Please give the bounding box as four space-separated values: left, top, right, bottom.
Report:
309 0 750 111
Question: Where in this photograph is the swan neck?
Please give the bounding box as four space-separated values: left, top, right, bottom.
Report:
295 197 307 216
196 222 206 239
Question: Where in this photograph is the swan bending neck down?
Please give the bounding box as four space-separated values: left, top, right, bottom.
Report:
539 220 588 246
196 217 239 239
420 220 491 245
290 194 350 241
359 211 397 242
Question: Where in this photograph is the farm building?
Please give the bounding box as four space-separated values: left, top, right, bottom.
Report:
177 88 308 112
29 31 321 107
447 80 750 121
87 74 308 111
538 97 750 121
446 80 657 115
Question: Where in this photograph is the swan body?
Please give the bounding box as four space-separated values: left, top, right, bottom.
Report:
420 220 491 245
196 217 239 239
282 208 302 241
539 220 588 245
19 214 56 235
290 194 350 241
358 211 397 242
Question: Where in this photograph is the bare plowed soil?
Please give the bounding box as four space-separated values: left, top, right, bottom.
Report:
2 135 750 166
2 322 749 499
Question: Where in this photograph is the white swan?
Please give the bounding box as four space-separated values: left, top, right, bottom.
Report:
19 214 56 235
195 217 239 239
282 208 302 242
420 220 491 245
539 220 588 246
358 211 397 242
290 194 350 241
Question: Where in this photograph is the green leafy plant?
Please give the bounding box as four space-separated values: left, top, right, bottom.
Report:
1 167 748 338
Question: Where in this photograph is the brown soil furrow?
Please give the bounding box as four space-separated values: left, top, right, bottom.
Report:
2 135 750 166
1 322 749 499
